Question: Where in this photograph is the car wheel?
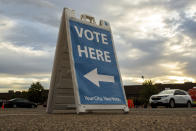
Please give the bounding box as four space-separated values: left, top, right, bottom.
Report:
169 99 175 108
187 101 192 108
13 104 17 108
31 105 35 108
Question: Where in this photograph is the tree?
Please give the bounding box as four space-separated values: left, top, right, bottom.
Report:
139 80 158 107
28 82 45 103
21 91 28 99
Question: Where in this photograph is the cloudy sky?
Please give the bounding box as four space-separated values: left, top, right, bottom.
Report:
0 0 196 92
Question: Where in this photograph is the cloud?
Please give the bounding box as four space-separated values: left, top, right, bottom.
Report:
0 17 58 49
0 42 53 75
0 0 59 27
101 0 196 85
0 73 50 92
178 16 196 39
0 0 196 92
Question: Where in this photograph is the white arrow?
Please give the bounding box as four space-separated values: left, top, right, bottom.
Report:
84 68 115 87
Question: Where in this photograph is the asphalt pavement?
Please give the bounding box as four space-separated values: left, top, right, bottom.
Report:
0 106 196 131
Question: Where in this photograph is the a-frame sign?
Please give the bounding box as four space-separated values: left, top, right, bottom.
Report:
47 8 129 114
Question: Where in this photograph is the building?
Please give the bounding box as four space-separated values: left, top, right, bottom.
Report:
124 82 196 99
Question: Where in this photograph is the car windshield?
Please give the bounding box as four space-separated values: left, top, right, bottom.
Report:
9 98 24 102
159 90 174 94
9 98 16 101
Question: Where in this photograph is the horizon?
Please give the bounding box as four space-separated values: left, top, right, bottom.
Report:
1 81 196 93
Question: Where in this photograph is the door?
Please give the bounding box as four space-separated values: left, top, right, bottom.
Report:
174 90 184 104
179 91 188 104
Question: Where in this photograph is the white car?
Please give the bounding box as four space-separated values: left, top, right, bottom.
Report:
149 89 192 108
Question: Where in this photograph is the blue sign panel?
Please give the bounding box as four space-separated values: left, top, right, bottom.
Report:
69 19 126 105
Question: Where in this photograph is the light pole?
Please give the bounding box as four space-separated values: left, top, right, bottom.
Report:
141 76 145 81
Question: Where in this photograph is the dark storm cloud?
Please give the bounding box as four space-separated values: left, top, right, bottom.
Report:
165 11 196 40
0 0 59 76
163 0 196 12
104 0 196 14
112 24 167 77
117 37 167 77
0 48 53 75
178 16 196 39
0 0 107 76
0 58 52 75
1 18 58 48
0 0 60 27
0 0 107 27
0 0 111 91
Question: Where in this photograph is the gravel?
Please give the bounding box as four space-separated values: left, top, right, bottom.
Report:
0 106 196 131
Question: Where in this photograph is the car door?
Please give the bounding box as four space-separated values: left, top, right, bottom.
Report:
20 99 30 108
179 91 188 104
16 99 28 107
23 99 31 108
174 90 183 104
16 99 24 107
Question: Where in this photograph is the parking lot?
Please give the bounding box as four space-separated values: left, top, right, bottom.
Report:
0 106 196 131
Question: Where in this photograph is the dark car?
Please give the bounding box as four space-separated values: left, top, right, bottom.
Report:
0 99 3 107
43 101 47 107
5 98 37 108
